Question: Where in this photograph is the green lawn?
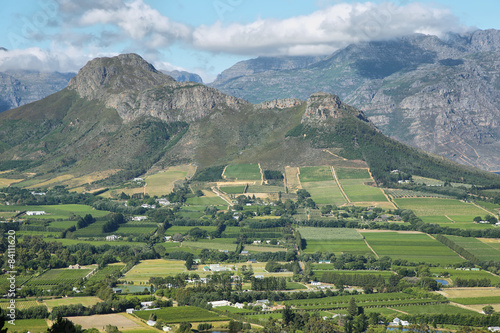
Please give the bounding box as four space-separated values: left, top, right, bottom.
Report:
362 232 464 265
223 164 261 180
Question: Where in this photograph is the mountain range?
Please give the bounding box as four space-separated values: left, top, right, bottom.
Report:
210 29 500 172
0 53 498 189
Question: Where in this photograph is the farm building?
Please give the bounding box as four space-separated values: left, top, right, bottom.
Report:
126 308 135 314
106 235 120 241
164 236 172 241
26 211 46 216
141 203 156 209
318 260 331 264
253 240 262 244
112 288 122 293
390 318 409 326
68 264 82 269
141 301 154 308
147 320 156 326
209 300 231 307
311 281 321 286
234 302 244 309
132 216 147 221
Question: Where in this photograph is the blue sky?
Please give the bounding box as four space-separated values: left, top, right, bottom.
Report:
0 0 498 82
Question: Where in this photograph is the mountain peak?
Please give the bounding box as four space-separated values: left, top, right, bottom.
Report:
68 53 175 101
302 92 368 123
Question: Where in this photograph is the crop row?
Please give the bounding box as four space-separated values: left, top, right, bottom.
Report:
293 299 445 311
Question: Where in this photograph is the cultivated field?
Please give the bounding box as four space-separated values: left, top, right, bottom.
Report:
298 227 363 240
444 235 500 262
27 268 93 286
301 180 346 205
361 232 464 265
124 259 187 283
299 166 334 182
3 319 48 333
0 204 111 220
45 296 102 310
67 313 140 329
219 185 246 194
335 168 371 180
394 198 488 229
223 164 261 181
340 178 388 203
134 306 228 323
285 166 301 192
145 165 196 196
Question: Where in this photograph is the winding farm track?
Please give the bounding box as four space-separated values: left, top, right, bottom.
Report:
211 186 233 206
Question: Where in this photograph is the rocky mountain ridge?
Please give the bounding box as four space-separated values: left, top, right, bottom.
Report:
210 29 500 171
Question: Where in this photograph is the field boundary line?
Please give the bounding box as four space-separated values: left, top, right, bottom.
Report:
296 167 302 189
444 215 455 223
388 308 408 315
363 239 379 258
380 188 398 209
331 166 350 204
449 302 483 314
283 166 289 193
471 201 499 218
258 163 264 185
211 186 233 206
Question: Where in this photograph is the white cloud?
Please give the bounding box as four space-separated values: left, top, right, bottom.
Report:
192 2 469 56
78 0 191 48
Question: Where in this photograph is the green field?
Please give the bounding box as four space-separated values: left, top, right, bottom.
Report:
0 204 110 220
394 198 488 229
335 168 371 180
134 306 228 323
44 296 102 310
183 240 238 251
301 180 346 205
0 300 38 310
450 296 500 305
219 185 247 194
52 238 147 248
298 227 363 240
362 232 464 265
124 259 187 282
48 220 77 229
429 268 500 285
185 195 228 206
246 185 283 193
299 166 334 182
440 235 500 262
340 179 388 203
27 268 93 286
396 303 477 315
87 264 125 283
303 239 372 255
223 164 261 180
145 165 196 196
3 319 48 333
164 225 217 235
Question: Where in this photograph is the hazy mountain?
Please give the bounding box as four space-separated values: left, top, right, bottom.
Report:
0 70 75 112
210 29 500 171
162 70 203 83
0 53 498 187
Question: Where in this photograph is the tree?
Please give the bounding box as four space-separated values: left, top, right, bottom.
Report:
282 305 295 326
47 317 82 333
483 305 495 314
185 254 194 270
0 311 7 333
149 312 157 321
177 322 192 333
348 297 358 317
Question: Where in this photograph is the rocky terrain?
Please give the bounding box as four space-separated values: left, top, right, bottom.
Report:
210 29 500 171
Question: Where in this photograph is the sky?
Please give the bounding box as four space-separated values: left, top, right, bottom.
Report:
0 0 498 82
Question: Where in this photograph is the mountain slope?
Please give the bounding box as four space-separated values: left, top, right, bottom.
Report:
210 30 500 171
0 53 498 188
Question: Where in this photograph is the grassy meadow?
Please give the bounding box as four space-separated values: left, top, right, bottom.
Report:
223 164 261 181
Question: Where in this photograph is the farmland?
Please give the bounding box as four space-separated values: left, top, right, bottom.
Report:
3 319 48 333
394 198 489 229
299 227 369 255
361 232 464 265
0 204 110 220
335 168 371 180
134 306 228 323
299 166 333 182
124 259 188 283
144 165 196 196
340 178 388 203
301 180 346 205
223 164 262 181
27 268 93 286
44 296 102 310
442 235 500 262
298 227 363 240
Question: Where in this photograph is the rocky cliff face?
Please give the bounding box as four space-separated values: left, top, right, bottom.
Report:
162 70 203 83
0 70 74 112
210 29 500 171
302 92 369 123
68 53 248 123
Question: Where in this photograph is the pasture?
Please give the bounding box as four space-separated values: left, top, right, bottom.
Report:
223 164 261 181
134 306 228 323
301 180 346 205
3 319 48 333
361 232 464 265
124 259 187 283
164 225 217 235
394 198 488 229
44 296 102 310
219 185 246 194
0 204 110 220
299 166 333 182
145 165 196 196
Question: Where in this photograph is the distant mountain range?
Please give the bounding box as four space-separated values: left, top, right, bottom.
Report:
210 29 500 171
1 53 498 189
